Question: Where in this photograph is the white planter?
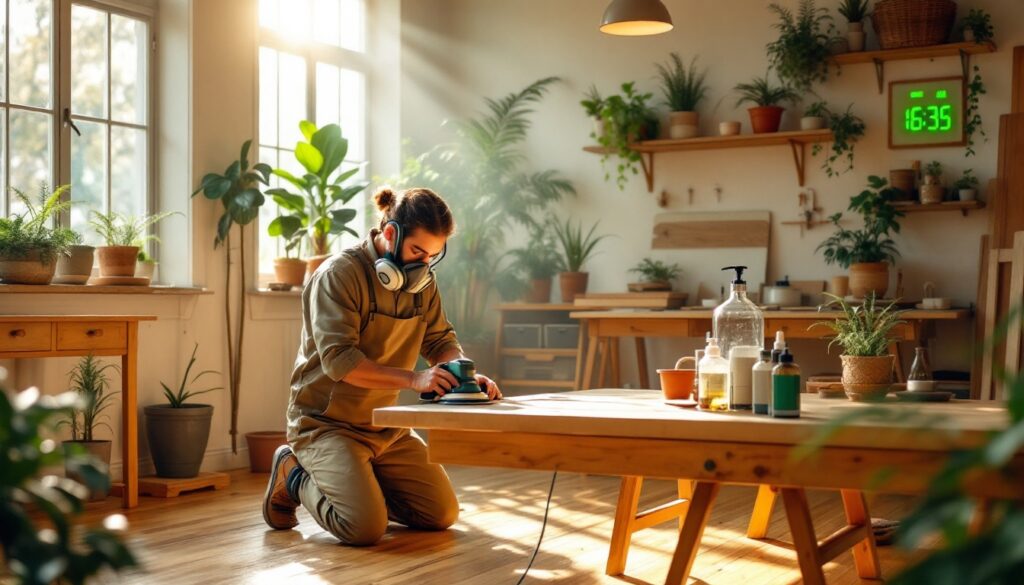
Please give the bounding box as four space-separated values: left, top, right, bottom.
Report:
669 111 699 140
958 188 977 202
800 116 826 131
136 260 157 281
847 30 866 52
719 121 741 136
592 117 607 140
964 29 976 42
848 21 864 33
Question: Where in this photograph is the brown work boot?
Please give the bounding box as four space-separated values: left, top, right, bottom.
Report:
262 444 300 530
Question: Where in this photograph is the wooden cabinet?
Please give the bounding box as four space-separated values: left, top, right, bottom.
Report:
494 303 587 394
0 322 52 352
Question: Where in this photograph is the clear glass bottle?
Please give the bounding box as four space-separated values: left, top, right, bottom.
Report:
698 337 730 411
713 266 765 360
907 346 934 392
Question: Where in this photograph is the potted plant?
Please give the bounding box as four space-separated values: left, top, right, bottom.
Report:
814 293 904 401
88 210 178 277
813 104 866 177
0 185 77 284
952 169 979 202
766 0 836 91
837 0 870 51
135 248 157 281
801 101 828 130
595 81 659 190
959 8 993 43
54 239 95 285
507 225 560 303
272 232 307 288
734 75 799 134
144 343 222 478
552 218 608 302
817 175 903 299
628 258 680 292
920 161 945 204
192 139 271 453
655 53 708 140
58 355 119 501
581 84 607 141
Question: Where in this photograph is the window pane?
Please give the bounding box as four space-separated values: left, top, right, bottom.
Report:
338 68 365 161
9 0 52 108
258 147 281 275
0 111 5 215
110 126 146 219
70 120 107 244
338 0 365 52
0 2 8 102
278 52 306 148
313 0 339 47
110 14 147 125
258 47 278 147
71 4 107 119
8 109 53 203
278 0 311 40
315 62 338 127
258 0 278 30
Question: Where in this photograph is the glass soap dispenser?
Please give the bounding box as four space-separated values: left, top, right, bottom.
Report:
713 266 765 360
907 346 934 392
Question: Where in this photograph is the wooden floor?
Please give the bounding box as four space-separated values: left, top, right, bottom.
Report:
78 466 927 584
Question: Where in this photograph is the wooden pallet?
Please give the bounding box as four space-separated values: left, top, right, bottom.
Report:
137 472 231 498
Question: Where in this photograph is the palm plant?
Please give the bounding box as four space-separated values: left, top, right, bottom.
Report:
814 293 903 356
837 0 870 23
817 176 903 268
508 225 561 281
393 77 574 342
655 53 708 112
0 184 78 263
58 355 119 442
734 75 799 107
160 343 223 408
552 219 608 273
766 0 837 91
88 210 179 247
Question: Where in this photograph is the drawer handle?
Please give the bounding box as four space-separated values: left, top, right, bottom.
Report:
86 329 103 338
8 329 25 338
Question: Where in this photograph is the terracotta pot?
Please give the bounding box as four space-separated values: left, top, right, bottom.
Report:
849 262 889 299
658 356 697 399
829 275 850 298
800 116 826 131
274 258 307 287
245 431 287 473
305 254 331 277
559 271 589 303
54 245 95 284
63 440 112 501
748 106 785 134
97 246 140 277
523 277 552 303
146 404 213 478
889 169 916 200
668 111 699 139
719 121 742 136
841 354 895 401
0 249 57 284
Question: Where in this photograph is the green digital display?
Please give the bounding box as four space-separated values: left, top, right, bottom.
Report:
889 77 965 149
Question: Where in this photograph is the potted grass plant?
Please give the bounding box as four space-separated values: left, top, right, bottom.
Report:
88 210 178 277
814 293 904 401
952 168 979 202
552 218 609 302
920 161 945 204
595 82 659 190
734 75 799 134
655 53 708 140
766 0 837 91
837 0 870 51
58 355 119 501
507 224 561 303
628 258 680 292
801 101 829 130
0 185 78 285
817 175 903 299
144 343 222 478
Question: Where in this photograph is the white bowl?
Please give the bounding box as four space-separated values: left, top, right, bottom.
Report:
701 298 719 308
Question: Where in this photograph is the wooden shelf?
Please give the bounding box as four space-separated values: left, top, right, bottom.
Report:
501 379 576 388
894 199 986 216
0 284 210 295
830 41 997 93
583 129 833 192
501 348 578 357
496 302 577 311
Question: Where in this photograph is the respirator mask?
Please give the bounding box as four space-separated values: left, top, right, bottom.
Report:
373 220 446 294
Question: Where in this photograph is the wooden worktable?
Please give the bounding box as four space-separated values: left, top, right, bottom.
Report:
570 308 971 389
375 389 1021 584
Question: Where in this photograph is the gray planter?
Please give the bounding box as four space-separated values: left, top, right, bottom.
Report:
144 404 213 478
63 440 112 501
54 245 96 284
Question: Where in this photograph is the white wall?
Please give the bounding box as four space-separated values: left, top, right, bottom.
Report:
399 0 1021 383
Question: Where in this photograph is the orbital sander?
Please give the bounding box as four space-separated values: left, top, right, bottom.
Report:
420 359 492 404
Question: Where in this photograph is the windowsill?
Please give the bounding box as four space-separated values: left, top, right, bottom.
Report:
0 284 212 295
250 288 302 297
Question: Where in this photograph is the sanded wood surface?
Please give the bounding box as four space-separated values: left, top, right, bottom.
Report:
652 211 771 249
571 308 967 320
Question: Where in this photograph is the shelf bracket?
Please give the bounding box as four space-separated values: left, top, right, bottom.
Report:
873 58 885 94
640 152 655 193
789 140 808 187
959 48 972 79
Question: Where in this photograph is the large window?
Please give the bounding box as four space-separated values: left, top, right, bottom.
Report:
0 0 151 245
257 0 368 279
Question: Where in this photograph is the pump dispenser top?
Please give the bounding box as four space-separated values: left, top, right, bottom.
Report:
713 265 765 359
723 266 747 286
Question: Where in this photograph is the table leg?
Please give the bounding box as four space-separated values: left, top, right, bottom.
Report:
597 338 609 388
665 481 719 585
677 479 693 531
781 487 826 585
574 321 588 390
840 490 881 579
582 333 599 390
122 321 139 508
889 341 905 382
635 337 649 389
606 476 643 576
747 484 778 539
610 339 621 388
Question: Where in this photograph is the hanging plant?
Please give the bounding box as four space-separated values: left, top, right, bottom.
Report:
766 0 838 92
964 65 987 158
811 103 866 177
595 81 659 190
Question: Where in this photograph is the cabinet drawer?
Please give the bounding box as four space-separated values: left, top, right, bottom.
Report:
0 322 52 352
56 322 127 351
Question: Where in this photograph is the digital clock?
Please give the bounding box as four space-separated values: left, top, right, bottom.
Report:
889 76 966 149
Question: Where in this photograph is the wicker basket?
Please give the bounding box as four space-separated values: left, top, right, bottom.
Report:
871 0 957 49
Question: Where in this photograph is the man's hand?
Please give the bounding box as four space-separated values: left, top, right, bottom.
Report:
475 374 503 401
411 365 460 396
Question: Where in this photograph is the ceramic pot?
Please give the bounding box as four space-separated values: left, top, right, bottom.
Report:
524 277 552 303
559 271 589 303
658 356 697 400
245 431 288 473
135 260 156 281
719 121 742 136
63 440 112 501
830 275 850 298
0 249 57 284
592 117 608 140
958 188 977 202
849 262 889 299
305 254 330 277
97 246 140 277
668 111 699 139
800 116 826 131
748 106 785 134
841 354 895 401
847 30 866 51
54 245 95 284
145 404 213 478
964 29 975 42
274 258 307 287
848 21 864 33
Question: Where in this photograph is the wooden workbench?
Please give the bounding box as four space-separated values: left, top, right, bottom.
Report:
375 389 1021 585
570 308 971 389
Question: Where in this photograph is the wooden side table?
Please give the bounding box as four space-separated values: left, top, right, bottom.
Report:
0 315 156 508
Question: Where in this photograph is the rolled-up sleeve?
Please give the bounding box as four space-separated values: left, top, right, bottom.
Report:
420 283 462 363
309 264 367 381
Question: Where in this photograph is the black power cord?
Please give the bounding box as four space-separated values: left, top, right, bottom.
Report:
515 470 558 585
